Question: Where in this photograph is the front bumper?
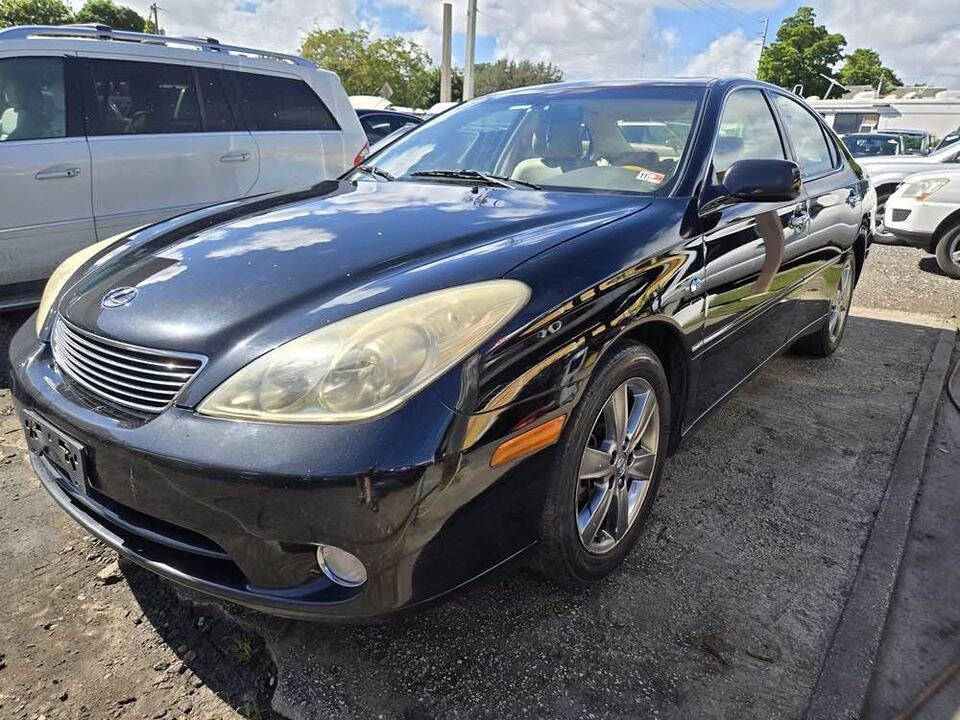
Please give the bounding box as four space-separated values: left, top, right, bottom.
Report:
884 198 955 250
9 319 556 620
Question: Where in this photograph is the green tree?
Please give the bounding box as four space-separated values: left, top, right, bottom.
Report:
426 65 464 107
474 58 563 96
300 27 434 108
0 0 72 28
74 0 146 31
839 48 902 92
758 6 846 97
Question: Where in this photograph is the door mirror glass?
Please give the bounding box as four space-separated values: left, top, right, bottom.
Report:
701 158 801 214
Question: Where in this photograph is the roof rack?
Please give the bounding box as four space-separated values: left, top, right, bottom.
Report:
0 24 314 68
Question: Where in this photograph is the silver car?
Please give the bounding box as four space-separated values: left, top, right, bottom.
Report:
857 143 960 236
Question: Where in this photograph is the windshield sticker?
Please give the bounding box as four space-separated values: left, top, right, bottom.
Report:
635 170 666 184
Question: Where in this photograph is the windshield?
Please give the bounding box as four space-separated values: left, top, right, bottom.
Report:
362 85 705 195
843 134 901 157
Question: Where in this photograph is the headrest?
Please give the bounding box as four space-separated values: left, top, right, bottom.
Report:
536 104 585 161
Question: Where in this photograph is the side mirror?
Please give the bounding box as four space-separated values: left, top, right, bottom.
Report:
700 158 802 215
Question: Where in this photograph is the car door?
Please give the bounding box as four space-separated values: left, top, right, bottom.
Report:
0 54 94 298
80 56 258 239
225 68 345 193
693 87 809 420
770 92 863 336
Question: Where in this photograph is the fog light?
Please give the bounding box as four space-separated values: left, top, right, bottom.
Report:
316 544 367 587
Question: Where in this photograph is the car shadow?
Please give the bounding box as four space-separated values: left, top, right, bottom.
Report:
918 256 949 277
119 558 285 719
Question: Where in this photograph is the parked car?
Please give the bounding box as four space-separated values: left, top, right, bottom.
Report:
368 123 419 154
884 169 960 278
936 127 960 151
856 141 960 236
880 128 937 155
355 108 422 145
0 24 366 310
841 132 905 157
11 77 871 620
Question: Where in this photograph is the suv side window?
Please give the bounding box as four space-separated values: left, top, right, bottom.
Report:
228 71 339 132
86 59 202 135
0 57 66 142
772 94 835 177
713 89 785 182
195 67 237 132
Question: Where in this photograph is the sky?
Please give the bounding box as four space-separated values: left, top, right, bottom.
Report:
119 0 960 90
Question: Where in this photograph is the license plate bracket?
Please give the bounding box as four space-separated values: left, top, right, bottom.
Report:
21 409 88 494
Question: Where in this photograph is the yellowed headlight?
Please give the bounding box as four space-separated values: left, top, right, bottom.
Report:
35 228 142 336
198 280 531 423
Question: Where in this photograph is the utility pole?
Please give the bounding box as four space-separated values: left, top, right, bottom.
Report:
463 0 477 101
440 2 453 103
756 17 768 78
149 3 161 34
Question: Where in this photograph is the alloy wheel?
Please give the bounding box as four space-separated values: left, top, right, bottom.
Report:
576 378 659 555
950 235 960 265
828 256 854 343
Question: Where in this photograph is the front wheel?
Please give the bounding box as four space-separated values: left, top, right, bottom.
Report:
792 252 856 357
934 225 960 279
535 343 669 586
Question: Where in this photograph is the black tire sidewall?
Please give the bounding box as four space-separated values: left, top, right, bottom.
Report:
539 343 670 585
935 227 960 279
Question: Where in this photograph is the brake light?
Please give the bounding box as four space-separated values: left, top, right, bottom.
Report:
353 142 369 167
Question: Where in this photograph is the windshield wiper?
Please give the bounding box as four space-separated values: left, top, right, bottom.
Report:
410 169 541 190
356 164 396 181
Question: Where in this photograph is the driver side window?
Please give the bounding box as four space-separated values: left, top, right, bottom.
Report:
713 89 785 182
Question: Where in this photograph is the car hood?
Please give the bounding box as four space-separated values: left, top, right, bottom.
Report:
60 180 646 359
858 156 940 179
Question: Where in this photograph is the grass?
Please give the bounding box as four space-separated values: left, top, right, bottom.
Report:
227 634 257 665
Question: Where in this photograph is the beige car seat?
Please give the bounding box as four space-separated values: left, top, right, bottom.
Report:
512 107 591 185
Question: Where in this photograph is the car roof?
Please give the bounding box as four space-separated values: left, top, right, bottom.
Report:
487 76 783 98
0 24 337 79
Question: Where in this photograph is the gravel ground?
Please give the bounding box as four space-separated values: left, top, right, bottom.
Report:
855 243 960 326
0 243 955 720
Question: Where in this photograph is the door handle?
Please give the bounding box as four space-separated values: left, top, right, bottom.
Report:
219 151 251 163
788 205 810 230
36 167 81 180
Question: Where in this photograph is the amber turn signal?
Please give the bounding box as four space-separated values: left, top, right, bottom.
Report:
490 414 567 467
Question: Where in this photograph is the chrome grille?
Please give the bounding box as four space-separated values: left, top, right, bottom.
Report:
52 318 205 414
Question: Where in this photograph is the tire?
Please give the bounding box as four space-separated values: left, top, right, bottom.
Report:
934 225 960 279
535 343 669 587
792 252 856 358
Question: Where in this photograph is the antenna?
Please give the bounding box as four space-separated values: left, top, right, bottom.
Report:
818 73 849 100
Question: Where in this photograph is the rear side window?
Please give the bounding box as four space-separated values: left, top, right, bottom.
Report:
86 59 202 135
713 89 785 182
195 67 237 132
0 56 66 142
360 113 412 142
773 94 835 177
229 71 339 131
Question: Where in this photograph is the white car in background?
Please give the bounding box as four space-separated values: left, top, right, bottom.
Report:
857 142 960 236
884 170 960 278
0 24 366 309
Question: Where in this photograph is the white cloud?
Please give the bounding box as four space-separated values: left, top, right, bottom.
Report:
683 30 761 78
121 0 356 54
818 0 960 87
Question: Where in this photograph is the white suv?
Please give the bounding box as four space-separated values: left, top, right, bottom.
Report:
0 24 367 309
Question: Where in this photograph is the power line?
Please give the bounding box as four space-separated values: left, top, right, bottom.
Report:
708 0 764 25
671 0 742 34
691 0 745 33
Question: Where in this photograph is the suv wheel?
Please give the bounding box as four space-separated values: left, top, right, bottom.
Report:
935 224 960 279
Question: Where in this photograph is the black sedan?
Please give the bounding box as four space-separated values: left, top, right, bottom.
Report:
10 78 871 620
355 108 423 145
